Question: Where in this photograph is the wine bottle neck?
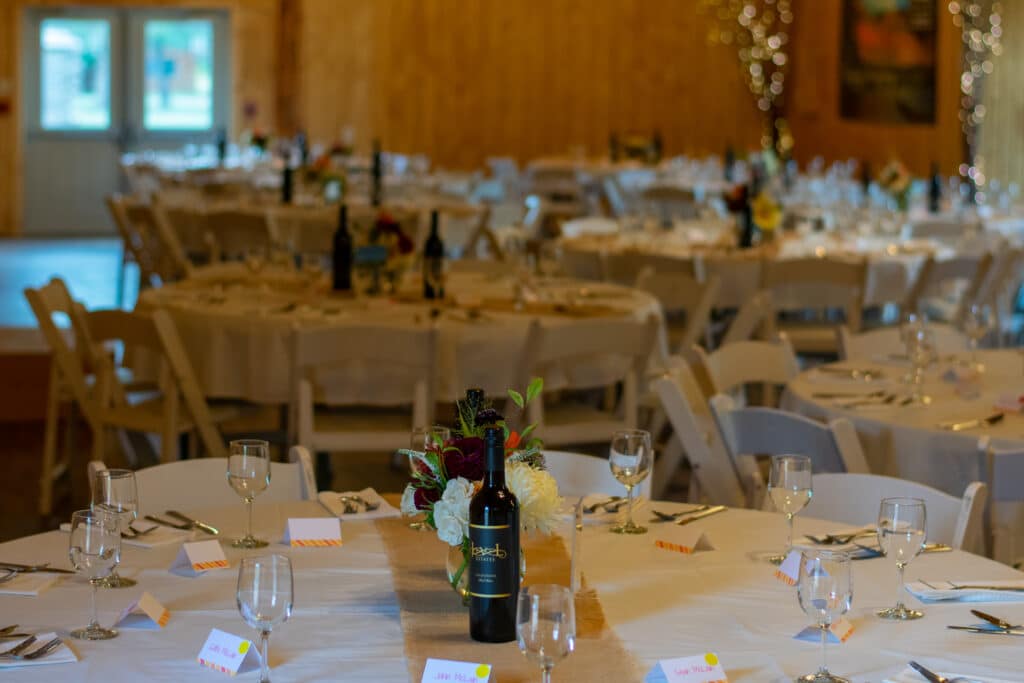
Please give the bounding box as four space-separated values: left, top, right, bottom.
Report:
484 467 505 488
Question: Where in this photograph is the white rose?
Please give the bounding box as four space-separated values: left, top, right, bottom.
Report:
433 477 474 546
400 484 418 516
507 462 562 534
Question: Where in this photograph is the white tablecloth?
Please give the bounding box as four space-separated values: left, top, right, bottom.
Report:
1 500 1022 681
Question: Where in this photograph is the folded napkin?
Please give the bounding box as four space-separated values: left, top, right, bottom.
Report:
317 488 401 520
0 633 77 669
906 580 1024 603
885 666 1016 683
0 573 61 597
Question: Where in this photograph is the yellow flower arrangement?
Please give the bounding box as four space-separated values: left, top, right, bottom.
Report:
752 190 782 232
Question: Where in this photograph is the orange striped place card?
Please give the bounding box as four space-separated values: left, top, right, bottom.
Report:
197 628 261 676
170 540 230 577
645 653 729 683
283 518 343 548
654 529 714 555
795 617 854 644
116 591 170 629
774 550 801 586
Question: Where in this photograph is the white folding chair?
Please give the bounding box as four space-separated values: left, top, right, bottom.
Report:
985 445 1024 565
560 246 606 281
542 450 652 499
693 334 799 402
202 207 277 261
805 473 987 553
106 194 168 293
903 253 993 325
720 290 777 345
636 266 720 355
640 185 699 223
291 324 437 454
837 323 968 360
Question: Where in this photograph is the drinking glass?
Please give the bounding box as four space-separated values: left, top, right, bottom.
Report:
876 497 927 620
299 252 323 286
92 468 139 588
797 549 853 683
963 303 995 371
237 554 293 683
517 584 576 683
767 455 813 563
906 327 936 405
244 246 266 275
608 429 653 534
68 509 120 640
410 425 451 453
228 439 271 548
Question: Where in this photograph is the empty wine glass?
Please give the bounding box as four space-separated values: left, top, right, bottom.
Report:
228 439 271 548
517 584 576 683
907 327 936 405
68 509 120 640
767 454 813 564
797 549 853 683
608 429 653 534
410 425 451 453
876 497 927 620
92 468 138 588
237 554 293 683
963 303 995 371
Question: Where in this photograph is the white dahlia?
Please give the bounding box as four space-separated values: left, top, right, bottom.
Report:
507 462 562 534
433 477 474 546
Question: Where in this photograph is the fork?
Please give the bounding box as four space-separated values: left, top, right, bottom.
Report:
0 638 63 661
122 526 158 540
582 496 622 514
651 505 710 522
0 636 36 657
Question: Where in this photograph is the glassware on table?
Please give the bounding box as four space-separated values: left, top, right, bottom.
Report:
410 425 451 453
244 246 266 275
797 549 853 683
299 252 324 285
963 303 995 371
608 429 653 535
876 497 927 620
767 454 813 564
228 439 271 548
67 509 120 640
517 584 576 683
237 554 293 683
906 327 936 405
92 468 139 588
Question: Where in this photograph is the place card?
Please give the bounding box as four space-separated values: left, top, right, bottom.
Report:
645 653 728 683
170 540 229 577
282 518 342 547
197 628 262 676
115 591 170 629
654 530 714 555
794 618 854 644
774 550 802 586
420 658 492 682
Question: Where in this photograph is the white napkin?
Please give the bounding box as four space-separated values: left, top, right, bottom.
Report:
0 574 61 597
906 579 1024 603
317 488 401 520
885 666 1016 683
0 633 77 669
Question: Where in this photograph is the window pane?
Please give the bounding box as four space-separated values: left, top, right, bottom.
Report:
144 20 214 131
40 19 111 130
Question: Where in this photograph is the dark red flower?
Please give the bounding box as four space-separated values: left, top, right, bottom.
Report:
443 437 485 482
413 486 441 510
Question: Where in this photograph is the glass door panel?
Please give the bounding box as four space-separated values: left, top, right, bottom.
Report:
40 18 112 131
143 19 214 131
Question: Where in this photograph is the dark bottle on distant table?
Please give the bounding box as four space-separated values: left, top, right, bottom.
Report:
738 185 757 249
860 160 871 206
609 132 620 162
469 426 520 643
282 165 294 205
929 162 942 214
423 209 445 300
371 139 383 207
724 144 735 182
332 203 352 292
296 129 309 167
215 128 227 166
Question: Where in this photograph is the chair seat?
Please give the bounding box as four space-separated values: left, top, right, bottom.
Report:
100 396 252 434
777 323 840 354
308 405 414 451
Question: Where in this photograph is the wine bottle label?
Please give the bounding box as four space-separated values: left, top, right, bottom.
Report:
468 524 515 599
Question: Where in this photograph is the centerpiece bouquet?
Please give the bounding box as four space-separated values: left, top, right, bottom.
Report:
399 379 562 600
878 159 912 211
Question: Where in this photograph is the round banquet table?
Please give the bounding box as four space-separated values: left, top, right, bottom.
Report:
134 264 663 404
1 499 1022 681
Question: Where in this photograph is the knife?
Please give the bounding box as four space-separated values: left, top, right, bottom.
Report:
909 660 947 683
144 514 191 530
971 609 1020 630
0 562 75 575
947 625 1024 636
940 413 1004 432
675 505 727 526
166 510 219 536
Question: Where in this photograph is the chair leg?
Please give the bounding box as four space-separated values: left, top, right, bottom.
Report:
39 374 61 517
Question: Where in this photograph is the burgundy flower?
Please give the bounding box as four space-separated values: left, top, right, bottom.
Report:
443 437 485 482
475 408 503 426
413 486 441 510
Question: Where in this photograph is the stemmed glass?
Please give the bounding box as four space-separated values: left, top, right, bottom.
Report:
906 327 936 405
92 468 138 588
228 439 271 548
244 246 266 275
797 549 853 683
876 497 927 620
410 425 451 454
237 555 293 683
608 429 653 534
67 509 120 640
963 303 995 371
517 584 576 683
767 455 813 564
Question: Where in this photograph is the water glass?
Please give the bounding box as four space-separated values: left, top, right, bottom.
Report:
244 246 266 275
237 555 293 683
609 429 653 534
228 439 271 548
767 454 813 563
906 327 936 405
963 303 995 371
92 468 138 588
797 550 852 683
517 584 576 683
68 509 120 640
876 497 927 620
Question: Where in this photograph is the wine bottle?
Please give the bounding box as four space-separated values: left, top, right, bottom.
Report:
724 144 735 182
296 129 309 167
371 138 383 207
860 160 871 207
332 204 352 292
928 162 942 214
423 209 445 300
215 128 227 166
281 165 293 205
469 426 520 643
738 185 757 249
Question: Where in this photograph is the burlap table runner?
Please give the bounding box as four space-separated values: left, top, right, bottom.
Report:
375 518 642 682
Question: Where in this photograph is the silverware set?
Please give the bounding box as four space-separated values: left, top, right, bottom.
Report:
816 366 884 381
337 494 380 514
582 496 626 514
0 632 64 662
938 413 1004 432
909 660 977 682
144 511 219 535
804 527 876 545
0 561 75 575
650 504 711 522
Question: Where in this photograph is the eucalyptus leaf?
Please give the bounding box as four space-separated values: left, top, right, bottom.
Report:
508 389 524 409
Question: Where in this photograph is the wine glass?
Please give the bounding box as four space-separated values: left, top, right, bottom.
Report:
767 455 813 564
299 252 323 286
244 246 266 275
797 549 853 683
608 429 653 534
410 425 451 453
517 584 576 683
68 509 120 640
906 327 936 405
92 468 139 588
963 303 995 371
228 439 271 548
876 497 927 620
237 554 293 683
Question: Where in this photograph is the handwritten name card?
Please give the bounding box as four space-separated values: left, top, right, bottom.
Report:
420 658 492 682
282 518 342 547
645 653 729 683
170 540 229 577
197 628 262 676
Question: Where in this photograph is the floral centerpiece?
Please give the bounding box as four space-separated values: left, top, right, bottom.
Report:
878 159 912 211
399 379 562 600
752 189 782 240
304 153 346 200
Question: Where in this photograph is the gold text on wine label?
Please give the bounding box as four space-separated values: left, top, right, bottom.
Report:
471 542 508 560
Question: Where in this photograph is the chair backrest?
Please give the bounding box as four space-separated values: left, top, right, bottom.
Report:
560 246 606 281
154 200 214 259
837 323 968 360
720 290 777 345
694 335 799 396
761 257 867 331
202 207 275 260
542 450 652 499
268 206 336 254
640 184 699 222
804 473 987 551
106 194 164 287
904 253 993 324
903 218 980 241
636 267 720 353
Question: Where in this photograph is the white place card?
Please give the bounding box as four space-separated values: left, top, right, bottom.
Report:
645 653 729 683
654 530 714 555
197 628 262 676
794 618 854 644
282 518 342 547
169 540 229 577
115 591 170 629
420 658 493 683
774 550 802 586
